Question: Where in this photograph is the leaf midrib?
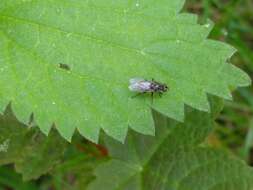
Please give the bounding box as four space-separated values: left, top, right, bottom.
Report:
0 14 144 56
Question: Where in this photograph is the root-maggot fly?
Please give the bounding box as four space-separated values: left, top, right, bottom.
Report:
129 78 168 101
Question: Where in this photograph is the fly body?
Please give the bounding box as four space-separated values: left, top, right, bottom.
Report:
129 78 168 101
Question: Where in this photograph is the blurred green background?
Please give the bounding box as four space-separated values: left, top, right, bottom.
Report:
0 0 253 189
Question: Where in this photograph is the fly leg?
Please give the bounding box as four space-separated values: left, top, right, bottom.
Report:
159 92 162 98
151 92 154 104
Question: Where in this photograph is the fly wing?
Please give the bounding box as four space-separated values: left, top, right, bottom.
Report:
129 79 152 92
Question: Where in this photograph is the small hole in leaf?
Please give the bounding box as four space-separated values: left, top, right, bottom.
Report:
59 63 71 71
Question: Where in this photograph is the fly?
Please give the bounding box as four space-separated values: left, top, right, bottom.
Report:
59 63 71 71
129 78 168 102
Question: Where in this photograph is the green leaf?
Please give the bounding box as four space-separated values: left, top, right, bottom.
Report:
52 150 105 190
0 166 37 190
88 97 253 190
0 108 67 180
0 1 250 142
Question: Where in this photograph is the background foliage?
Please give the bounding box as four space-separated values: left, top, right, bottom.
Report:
0 0 253 189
